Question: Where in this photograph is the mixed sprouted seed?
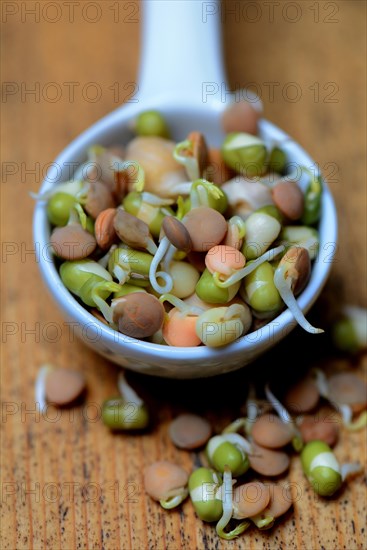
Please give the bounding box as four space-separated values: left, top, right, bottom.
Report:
142 369 366 540
36 362 366 540
34 100 367 541
36 100 328 347
35 306 367 541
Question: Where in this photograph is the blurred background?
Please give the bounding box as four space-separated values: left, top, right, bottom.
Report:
1 1 366 549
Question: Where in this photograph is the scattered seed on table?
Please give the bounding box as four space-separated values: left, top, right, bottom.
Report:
249 442 290 476
232 482 270 519
299 414 339 447
283 379 320 414
45 368 86 406
144 461 188 504
328 372 367 412
251 413 293 449
262 484 293 519
169 414 212 450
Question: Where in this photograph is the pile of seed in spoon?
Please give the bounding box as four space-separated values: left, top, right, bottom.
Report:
142 368 366 540
36 99 327 347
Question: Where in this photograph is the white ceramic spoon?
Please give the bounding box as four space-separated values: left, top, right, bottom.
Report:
33 0 337 379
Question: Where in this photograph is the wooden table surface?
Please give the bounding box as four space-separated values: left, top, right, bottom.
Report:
1 1 366 549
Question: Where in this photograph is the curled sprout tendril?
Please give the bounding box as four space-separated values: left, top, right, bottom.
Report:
149 236 174 293
273 263 324 334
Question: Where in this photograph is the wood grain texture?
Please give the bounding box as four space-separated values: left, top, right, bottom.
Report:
1 1 366 549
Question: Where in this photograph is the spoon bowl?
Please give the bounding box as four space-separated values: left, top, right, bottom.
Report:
33 1 337 378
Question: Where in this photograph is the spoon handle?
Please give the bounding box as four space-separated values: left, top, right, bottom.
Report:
138 0 227 105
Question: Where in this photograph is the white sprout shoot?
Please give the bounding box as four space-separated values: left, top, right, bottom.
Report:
159 294 203 317
162 243 177 273
224 304 248 322
143 239 158 257
220 433 253 455
166 182 193 197
35 364 53 411
197 186 208 205
273 264 324 334
312 369 367 431
216 467 250 540
140 192 174 207
222 418 248 435
300 236 320 258
222 386 271 436
265 384 292 424
174 140 199 181
265 384 303 452
246 384 264 424
109 244 135 283
245 384 273 434
216 467 233 538
213 245 285 288
30 179 85 201
117 372 144 407
339 404 353 426
312 368 330 399
149 236 174 293
91 281 121 324
155 271 173 293
160 489 189 510
341 462 363 482
228 216 247 241
112 264 130 285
